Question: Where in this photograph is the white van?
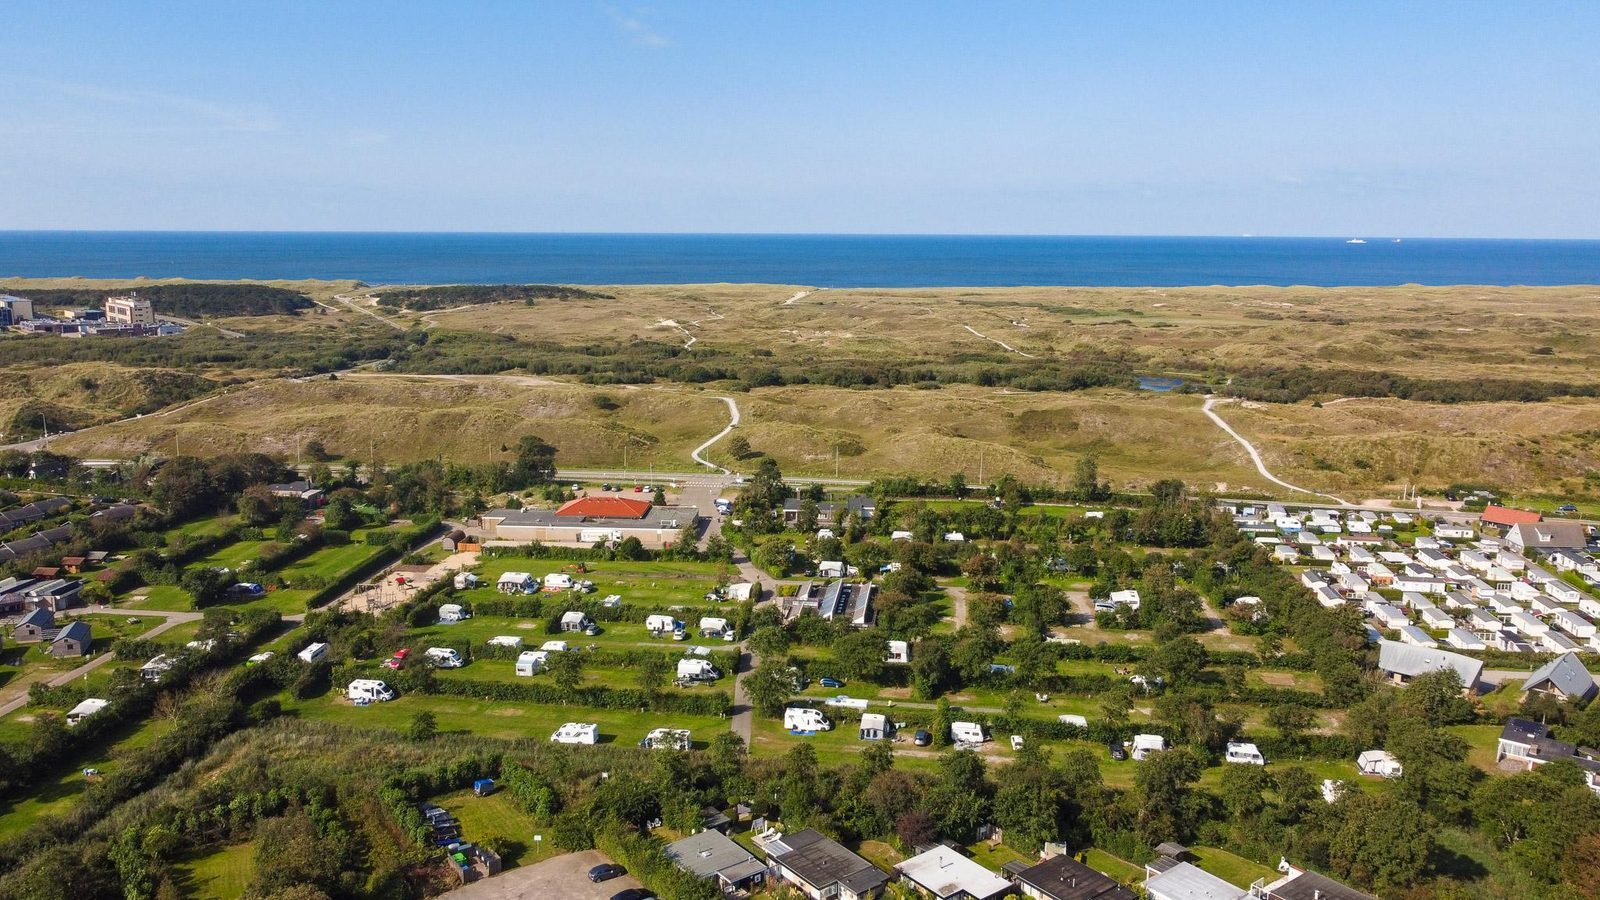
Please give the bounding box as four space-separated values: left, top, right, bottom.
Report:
677 658 720 681
950 721 987 745
425 647 464 668
297 642 328 664
783 707 831 733
550 722 599 744
640 728 691 750
516 650 548 676
1225 742 1266 765
437 603 469 623
347 679 396 702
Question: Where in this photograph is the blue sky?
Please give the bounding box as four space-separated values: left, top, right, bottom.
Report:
2 2 1597 236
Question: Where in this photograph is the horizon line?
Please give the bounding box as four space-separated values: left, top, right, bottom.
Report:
2 229 1600 242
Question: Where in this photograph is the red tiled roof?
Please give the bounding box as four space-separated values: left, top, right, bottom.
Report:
555 496 653 519
1480 506 1542 527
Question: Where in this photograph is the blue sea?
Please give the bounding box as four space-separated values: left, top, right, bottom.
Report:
1 232 1597 287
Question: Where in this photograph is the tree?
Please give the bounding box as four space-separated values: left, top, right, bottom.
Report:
322 495 361 531
960 553 1002 592
1147 635 1209 688
180 567 233 608
1072 454 1107 501
1132 747 1203 844
547 650 584 697
727 435 752 460
1266 704 1316 751
1324 793 1435 890
780 744 821 828
408 711 438 740
923 749 991 841
509 434 557 487
831 630 887 683
745 659 797 717
237 484 281 526
303 439 332 462
1219 761 1273 824
636 655 670 696
651 486 666 506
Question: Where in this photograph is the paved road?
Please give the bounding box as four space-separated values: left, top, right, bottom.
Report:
0 606 203 717
1203 395 1350 505
730 649 756 743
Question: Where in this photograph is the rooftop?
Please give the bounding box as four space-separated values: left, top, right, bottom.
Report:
896 844 1012 900
768 828 887 894
555 495 654 519
1015 854 1136 900
664 829 764 883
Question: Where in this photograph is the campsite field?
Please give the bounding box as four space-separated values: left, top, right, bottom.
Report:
279 690 728 748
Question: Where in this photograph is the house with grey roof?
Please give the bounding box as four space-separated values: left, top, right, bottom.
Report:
1508 521 1590 555
1014 854 1135 900
1249 864 1375 900
1144 861 1246 900
767 827 888 900
11 606 55 643
1520 652 1598 703
1376 640 1483 693
663 829 766 894
1496 717 1600 796
48 620 91 657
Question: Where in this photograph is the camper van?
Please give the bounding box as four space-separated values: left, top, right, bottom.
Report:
676 658 720 682
950 721 987 745
783 707 832 733
550 722 599 745
437 603 470 623
640 728 692 751
425 647 464 668
347 679 396 703
297 642 328 664
646 614 678 635
516 650 548 676
1131 734 1166 760
1225 742 1266 765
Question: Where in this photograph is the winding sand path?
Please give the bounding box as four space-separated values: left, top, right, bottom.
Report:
690 395 741 474
962 324 1037 358
1202 396 1349 505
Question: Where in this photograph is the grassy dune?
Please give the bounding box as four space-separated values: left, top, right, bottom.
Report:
0 361 216 438
55 373 729 468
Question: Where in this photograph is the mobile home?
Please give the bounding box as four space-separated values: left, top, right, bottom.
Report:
346 679 396 702
783 707 831 733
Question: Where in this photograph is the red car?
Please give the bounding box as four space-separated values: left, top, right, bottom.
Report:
383 648 410 670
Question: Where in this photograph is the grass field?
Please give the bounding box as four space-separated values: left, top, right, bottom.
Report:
173 843 254 899
1190 845 1278 888
0 717 176 840
1085 848 1145 885
279 690 728 748
430 787 563 868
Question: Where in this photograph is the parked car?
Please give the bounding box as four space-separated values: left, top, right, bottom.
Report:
611 890 656 900
1109 740 1128 761
913 729 932 747
589 863 627 883
1559 504 1578 512
819 677 845 688
634 485 645 492
383 648 410 670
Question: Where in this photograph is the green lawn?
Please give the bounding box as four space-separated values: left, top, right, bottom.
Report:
169 514 238 541
1447 723 1506 772
0 717 176 840
119 584 194 611
174 843 254 899
1084 849 1143 885
279 690 727 748
430 787 562 868
1190 845 1277 888
464 558 728 611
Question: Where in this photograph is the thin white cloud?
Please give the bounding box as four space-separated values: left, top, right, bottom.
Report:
603 4 671 47
21 76 281 133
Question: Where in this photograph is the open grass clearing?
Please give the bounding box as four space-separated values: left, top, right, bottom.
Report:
173 843 255 900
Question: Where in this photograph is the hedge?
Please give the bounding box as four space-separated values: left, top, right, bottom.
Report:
368 670 732 716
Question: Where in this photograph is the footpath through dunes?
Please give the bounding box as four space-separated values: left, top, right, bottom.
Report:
1202 395 1350 505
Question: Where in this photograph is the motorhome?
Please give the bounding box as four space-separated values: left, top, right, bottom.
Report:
516 650 548 676
677 658 720 681
297 642 328 664
425 647 465 668
640 728 691 750
347 679 396 702
438 603 470 622
1225 742 1266 765
783 707 831 733
549 722 599 744
950 721 987 745
1131 734 1166 760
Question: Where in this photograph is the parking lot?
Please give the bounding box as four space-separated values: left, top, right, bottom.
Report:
441 849 645 899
